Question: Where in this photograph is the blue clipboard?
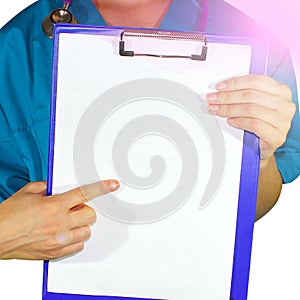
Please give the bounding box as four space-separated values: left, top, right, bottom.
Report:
44 24 268 300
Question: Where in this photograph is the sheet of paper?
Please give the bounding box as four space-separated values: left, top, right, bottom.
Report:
48 31 252 300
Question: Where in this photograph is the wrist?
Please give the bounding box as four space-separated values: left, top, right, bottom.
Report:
260 154 275 170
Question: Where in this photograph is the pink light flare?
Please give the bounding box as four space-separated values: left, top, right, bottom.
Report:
225 0 300 76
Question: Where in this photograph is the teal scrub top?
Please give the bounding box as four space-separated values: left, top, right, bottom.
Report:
0 0 299 202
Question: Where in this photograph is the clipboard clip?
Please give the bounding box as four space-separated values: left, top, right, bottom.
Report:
119 29 208 61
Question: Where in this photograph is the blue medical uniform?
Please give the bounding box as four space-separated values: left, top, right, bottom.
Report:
0 0 299 202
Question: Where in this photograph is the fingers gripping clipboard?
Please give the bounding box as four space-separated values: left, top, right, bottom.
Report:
44 24 268 300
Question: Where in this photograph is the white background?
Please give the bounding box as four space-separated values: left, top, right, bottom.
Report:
0 1 299 300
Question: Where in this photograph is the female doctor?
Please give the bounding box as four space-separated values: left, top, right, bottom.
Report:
0 0 299 260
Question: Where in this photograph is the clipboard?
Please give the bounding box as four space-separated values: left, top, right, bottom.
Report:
44 24 268 300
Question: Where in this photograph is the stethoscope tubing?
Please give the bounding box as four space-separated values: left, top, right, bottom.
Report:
199 0 209 32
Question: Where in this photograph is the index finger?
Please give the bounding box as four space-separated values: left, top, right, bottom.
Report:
215 74 292 99
62 180 120 208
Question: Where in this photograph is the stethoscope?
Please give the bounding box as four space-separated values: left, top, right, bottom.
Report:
42 0 78 38
42 0 209 39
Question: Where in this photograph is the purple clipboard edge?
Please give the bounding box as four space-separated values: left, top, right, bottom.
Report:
44 24 268 300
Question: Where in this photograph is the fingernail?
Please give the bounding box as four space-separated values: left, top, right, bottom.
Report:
104 180 120 192
215 81 227 91
208 104 219 113
227 118 236 126
206 93 218 103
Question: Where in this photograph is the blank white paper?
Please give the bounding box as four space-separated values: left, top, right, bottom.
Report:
48 31 252 300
